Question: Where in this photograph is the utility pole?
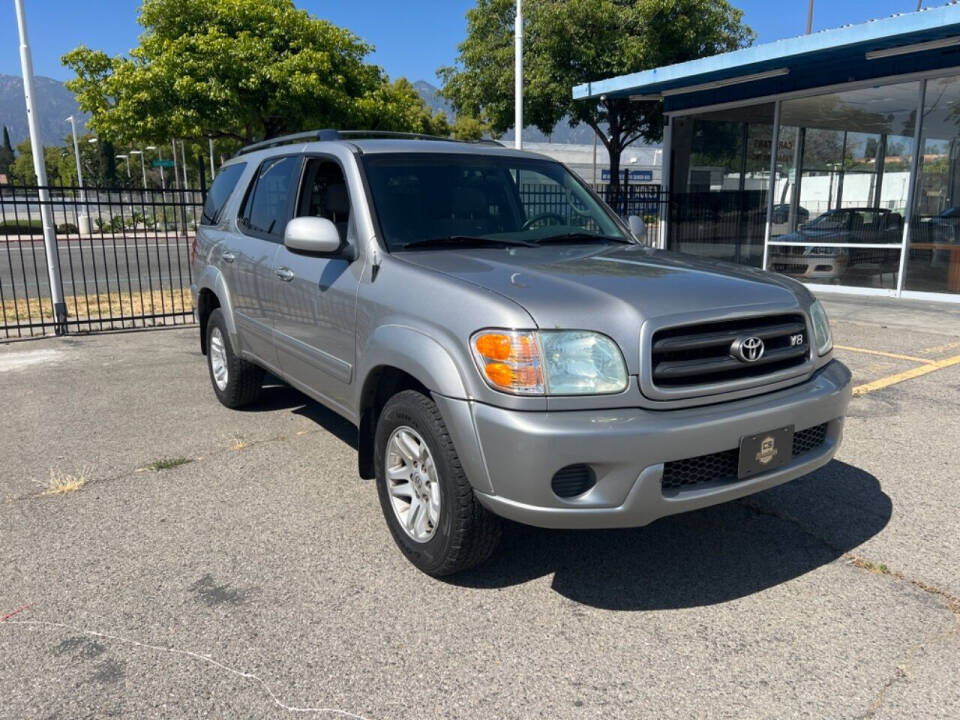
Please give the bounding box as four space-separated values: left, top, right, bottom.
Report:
806 0 814 34
15 0 66 333
515 0 523 150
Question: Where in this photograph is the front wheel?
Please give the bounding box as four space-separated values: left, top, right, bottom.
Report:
375 390 502 576
206 308 264 408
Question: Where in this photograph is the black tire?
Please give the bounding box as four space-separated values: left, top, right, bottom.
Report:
375 390 502 576
205 308 264 409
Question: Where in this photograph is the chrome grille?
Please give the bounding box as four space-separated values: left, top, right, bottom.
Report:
772 263 809 274
650 313 810 389
661 423 830 492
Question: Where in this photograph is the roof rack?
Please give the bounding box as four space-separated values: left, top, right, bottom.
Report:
236 129 502 156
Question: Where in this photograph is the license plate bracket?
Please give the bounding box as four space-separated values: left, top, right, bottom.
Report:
738 425 794 479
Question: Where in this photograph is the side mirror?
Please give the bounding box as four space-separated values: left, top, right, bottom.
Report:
628 215 647 240
284 216 344 256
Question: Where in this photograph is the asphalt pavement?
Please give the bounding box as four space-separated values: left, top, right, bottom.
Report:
1 295 959 718
0 236 193 299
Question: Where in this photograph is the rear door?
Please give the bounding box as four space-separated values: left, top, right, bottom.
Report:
230 155 303 368
269 156 361 413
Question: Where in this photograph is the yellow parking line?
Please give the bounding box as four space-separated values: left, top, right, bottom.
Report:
853 354 960 396
918 340 960 356
834 345 931 364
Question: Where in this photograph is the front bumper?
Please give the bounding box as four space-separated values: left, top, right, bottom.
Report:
435 360 852 529
769 256 847 280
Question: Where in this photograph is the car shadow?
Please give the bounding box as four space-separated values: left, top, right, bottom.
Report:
237 380 359 450
445 460 891 611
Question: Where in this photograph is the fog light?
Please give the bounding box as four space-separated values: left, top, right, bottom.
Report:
551 464 596 498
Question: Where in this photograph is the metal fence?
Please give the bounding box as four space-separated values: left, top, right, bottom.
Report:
0 180 670 339
0 184 202 339
523 181 669 246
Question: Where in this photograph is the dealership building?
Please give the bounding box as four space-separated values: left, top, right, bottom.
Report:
574 4 960 302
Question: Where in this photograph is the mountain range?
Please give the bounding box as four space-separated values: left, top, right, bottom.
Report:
0 74 89 147
0 74 605 149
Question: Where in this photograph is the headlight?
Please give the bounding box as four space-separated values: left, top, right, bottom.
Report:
809 300 833 356
471 330 628 395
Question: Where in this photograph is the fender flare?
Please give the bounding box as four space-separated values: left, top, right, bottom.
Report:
355 324 471 406
195 265 239 349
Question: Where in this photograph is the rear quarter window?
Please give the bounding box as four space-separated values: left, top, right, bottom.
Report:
200 163 246 226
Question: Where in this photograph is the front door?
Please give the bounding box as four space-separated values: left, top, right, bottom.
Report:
231 155 303 369
271 158 361 414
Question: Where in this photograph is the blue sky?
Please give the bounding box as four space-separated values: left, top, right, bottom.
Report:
0 1 944 85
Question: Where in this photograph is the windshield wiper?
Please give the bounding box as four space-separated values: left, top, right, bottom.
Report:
533 232 633 245
399 235 538 250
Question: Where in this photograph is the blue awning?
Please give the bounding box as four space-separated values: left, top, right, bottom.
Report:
572 4 960 113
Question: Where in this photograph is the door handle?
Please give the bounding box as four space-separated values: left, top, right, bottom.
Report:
276 267 295 282
222 251 236 263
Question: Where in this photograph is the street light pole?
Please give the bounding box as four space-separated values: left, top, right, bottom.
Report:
14 0 66 333
515 0 523 150
148 146 165 190
116 154 131 179
806 0 814 34
65 115 84 195
130 149 147 187
208 136 216 179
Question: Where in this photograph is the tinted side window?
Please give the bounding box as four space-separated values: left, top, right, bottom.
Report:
239 156 302 239
200 163 246 225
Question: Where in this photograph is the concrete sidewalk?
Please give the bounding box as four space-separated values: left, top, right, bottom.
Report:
1 295 958 718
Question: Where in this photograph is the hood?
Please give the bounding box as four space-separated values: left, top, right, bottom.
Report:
397 243 807 374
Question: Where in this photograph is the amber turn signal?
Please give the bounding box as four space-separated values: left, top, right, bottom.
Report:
471 331 544 394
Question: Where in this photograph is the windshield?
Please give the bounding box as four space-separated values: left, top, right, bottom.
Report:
361 153 629 251
806 211 852 230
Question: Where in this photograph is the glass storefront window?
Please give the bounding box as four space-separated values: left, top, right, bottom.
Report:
669 104 775 267
904 76 960 295
768 82 918 289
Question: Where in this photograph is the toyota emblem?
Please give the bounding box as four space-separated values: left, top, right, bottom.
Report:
732 336 765 363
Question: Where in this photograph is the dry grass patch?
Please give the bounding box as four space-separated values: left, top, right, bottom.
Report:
230 437 250 451
849 556 891 575
40 468 88 496
2 289 192 323
147 457 194 472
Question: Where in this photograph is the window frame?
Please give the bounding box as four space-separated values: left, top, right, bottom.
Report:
200 161 247 227
237 153 305 243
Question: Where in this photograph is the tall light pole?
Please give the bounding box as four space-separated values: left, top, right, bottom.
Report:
208 136 216 179
116 154 131 179
65 115 84 194
171 139 180 191
129 149 147 187
66 115 92 235
15 0 66 332
806 0 814 34
515 0 523 150
147 145 165 190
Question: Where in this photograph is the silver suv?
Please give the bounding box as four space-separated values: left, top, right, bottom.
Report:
191 130 852 576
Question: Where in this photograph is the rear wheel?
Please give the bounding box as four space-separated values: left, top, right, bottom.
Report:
206 308 264 408
375 390 501 576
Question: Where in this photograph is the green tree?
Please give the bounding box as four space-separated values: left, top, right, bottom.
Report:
62 0 444 147
450 115 492 141
441 0 753 191
9 139 77 187
0 126 14 176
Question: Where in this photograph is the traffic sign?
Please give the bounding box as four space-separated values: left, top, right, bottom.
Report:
152 159 175 168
